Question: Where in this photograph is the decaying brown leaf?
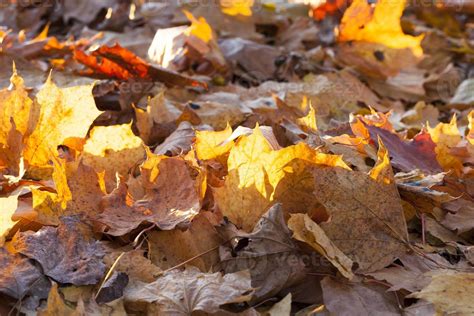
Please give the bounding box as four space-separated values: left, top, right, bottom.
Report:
124 266 253 315
13 216 106 285
218 204 308 301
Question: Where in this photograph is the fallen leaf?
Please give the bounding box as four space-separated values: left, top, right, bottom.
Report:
321 276 401 315
97 155 202 235
339 0 423 56
124 266 253 315
214 125 349 232
427 115 463 173
218 204 308 301
288 213 354 279
0 189 22 246
148 212 222 271
0 247 50 300
410 271 474 315
311 164 409 272
13 216 106 285
154 121 197 156
367 125 443 174
82 124 145 192
23 75 102 176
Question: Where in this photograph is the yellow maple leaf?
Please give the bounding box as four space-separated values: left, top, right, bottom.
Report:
23 74 103 176
339 0 423 57
195 124 233 165
296 104 318 133
220 0 254 16
427 115 463 174
82 124 146 192
0 66 34 142
214 126 349 231
0 190 21 246
183 10 213 43
32 156 106 225
369 138 393 184
468 111 474 145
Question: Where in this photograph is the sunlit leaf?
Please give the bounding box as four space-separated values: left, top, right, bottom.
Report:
339 0 423 56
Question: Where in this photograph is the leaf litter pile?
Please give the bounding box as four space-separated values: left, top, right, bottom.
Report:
0 0 474 315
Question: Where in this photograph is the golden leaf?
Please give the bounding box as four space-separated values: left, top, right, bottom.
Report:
82 124 145 192
220 0 254 16
23 75 103 175
32 156 105 225
0 66 34 142
183 10 213 43
214 126 349 231
296 104 318 133
427 115 463 173
467 110 474 145
195 124 233 165
339 0 423 57
0 190 21 246
369 138 393 184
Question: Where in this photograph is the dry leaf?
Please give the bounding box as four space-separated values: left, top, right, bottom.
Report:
148 212 222 271
339 0 423 56
124 266 253 315
97 156 202 235
0 247 50 300
311 165 408 272
214 125 349 232
24 75 102 175
218 204 308 301
321 276 401 315
410 271 474 315
83 124 145 192
14 216 106 285
288 213 354 280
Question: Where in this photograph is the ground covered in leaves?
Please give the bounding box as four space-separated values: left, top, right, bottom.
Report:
1 0 474 315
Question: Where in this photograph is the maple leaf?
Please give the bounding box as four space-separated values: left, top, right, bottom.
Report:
0 189 22 246
427 115 464 174
339 0 423 56
31 156 105 225
82 124 145 192
410 271 474 315
310 146 409 272
124 266 253 315
23 75 103 176
195 123 234 165
97 155 203 236
214 125 349 232
0 247 50 300
218 204 309 301
13 216 106 285
148 212 222 272
321 277 401 315
220 0 254 16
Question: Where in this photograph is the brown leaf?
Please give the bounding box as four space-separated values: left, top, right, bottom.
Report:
288 213 354 280
97 156 202 235
148 212 222 271
311 165 409 273
13 216 106 285
218 204 309 301
321 276 401 315
124 266 253 315
410 271 474 315
0 247 50 300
